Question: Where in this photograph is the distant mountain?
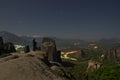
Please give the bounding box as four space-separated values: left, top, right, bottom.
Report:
0 31 88 48
96 38 120 45
0 31 29 45
20 36 42 43
55 38 88 47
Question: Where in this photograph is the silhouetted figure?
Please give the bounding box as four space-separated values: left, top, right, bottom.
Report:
32 38 37 51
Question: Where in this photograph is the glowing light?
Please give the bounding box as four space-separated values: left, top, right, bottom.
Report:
61 51 78 61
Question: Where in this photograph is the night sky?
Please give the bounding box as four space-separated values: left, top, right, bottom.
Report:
0 0 120 40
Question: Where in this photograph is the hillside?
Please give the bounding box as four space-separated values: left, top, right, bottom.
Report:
0 51 74 80
96 38 120 45
0 31 29 45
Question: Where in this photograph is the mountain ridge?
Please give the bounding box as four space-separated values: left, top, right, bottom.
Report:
0 31 29 45
0 31 119 47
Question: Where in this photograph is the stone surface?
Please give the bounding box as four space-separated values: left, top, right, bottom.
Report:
0 51 74 80
4 42 16 53
0 37 4 55
102 46 120 64
41 37 61 62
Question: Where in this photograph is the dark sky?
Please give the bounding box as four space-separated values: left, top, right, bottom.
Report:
0 0 120 40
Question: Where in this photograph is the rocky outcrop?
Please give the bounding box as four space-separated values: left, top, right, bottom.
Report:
0 51 75 80
0 37 16 54
4 42 16 53
41 37 62 63
0 37 75 80
102 46 120 64
0 37 4 55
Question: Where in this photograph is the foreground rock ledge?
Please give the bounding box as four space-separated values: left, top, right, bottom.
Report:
0 51 74 80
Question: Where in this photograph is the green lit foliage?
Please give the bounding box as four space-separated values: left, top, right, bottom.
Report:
92 65 120 80
64 48 120 80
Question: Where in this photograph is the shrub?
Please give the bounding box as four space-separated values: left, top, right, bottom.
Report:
92 65 120 80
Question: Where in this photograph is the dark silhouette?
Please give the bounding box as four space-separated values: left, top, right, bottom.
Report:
0 37 16 54
81 49 85 58
56 50 62 63
24 45 30 53
0 37 4 55
32 38 37 51
4 42 16 53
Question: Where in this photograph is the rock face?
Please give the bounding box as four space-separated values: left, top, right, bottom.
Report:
41 37 62 63
0 37 16 54
103 46 120 64
0 37 74 80
4 42 16 53
87 60 102 72
0 51 74 80
0 37 4 55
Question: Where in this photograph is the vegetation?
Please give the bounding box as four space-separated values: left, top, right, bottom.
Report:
92 65 120 80
63 48 120 80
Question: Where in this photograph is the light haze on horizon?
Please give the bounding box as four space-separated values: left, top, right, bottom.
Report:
0 0 120 41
